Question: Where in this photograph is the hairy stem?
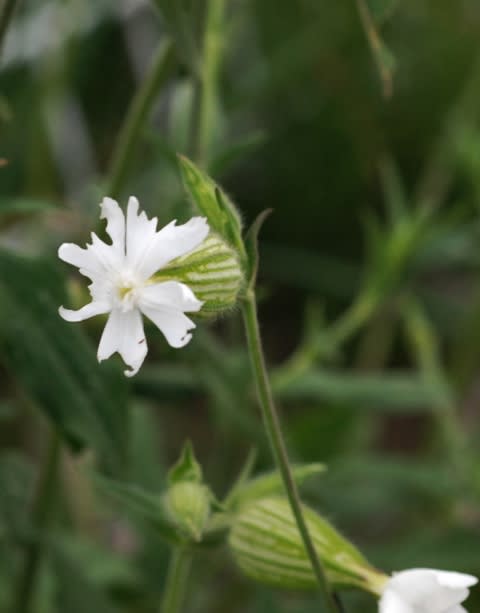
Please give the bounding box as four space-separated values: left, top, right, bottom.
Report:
160 548 192 613
241 293 338 612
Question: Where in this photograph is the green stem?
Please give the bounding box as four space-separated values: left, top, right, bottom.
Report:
14 430 61 613
0 0 19 54
404 299 470 483
241 293 338 613
189 0 225 168
353 0 393 98
107 39 176 199
273 293 376 390
161 548 192 613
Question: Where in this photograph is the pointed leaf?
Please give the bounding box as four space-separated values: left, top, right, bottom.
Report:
244 209 272 291
228 464 326 509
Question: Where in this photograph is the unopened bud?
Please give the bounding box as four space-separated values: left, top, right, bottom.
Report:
228 497 385 593
164 481 211 543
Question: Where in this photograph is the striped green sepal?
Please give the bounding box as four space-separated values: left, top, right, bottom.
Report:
159 233 244 317
228 497 386 593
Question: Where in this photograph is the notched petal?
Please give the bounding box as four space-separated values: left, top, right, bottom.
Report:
141 306 196 348
100 197 126 251
59 301 110 322
97 308 148 377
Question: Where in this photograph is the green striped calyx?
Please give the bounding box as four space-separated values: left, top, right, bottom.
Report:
228 497 387 594
157 233 244 317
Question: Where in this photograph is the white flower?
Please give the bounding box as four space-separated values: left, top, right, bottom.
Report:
58 196 209 377
379 568 478 613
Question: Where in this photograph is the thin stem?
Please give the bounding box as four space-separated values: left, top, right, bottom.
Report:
353 0 393 98
189 0 225 168
0 0 19 55
241 293 338 613
160 548 192 613
273 293 377 390
107 39 176 199
404 299 470 484
14 429 61 613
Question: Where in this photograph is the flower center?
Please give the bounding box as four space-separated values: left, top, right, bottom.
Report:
114 272 142 312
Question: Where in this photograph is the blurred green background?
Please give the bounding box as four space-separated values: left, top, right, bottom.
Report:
1 0 480 611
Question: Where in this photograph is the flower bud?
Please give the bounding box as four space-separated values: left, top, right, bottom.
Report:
160 234 244 317
164 481 211 543
228 497 385 593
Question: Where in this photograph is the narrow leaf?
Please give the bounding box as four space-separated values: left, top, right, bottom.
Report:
244 209 272 291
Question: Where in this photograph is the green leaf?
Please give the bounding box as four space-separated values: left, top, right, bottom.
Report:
224 448 258 507
168 441 202 485
244 209 272 291
0 197 55 219
227 464 325 509
0 250 128 474
274 368 448 412
94 476 181 545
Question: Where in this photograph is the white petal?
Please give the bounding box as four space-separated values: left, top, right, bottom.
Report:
386 569 477 613
139 281 203 313
100 197 125 251
90 233 123 272
58 242 103 278
97 308 147 377
134 216 209 279
125 196 159 272
445 607 468 613
435 571 478 591
59 301 110 322
379 588 413 613
141 305 196 348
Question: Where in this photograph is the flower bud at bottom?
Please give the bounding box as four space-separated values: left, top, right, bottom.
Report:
157 234 244 317
228 497 386 593
164 481 211 543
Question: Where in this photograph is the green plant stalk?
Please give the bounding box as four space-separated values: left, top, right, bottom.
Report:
353 0 392 98
14 430 61 613
0 0 19 54
241 292 338 613
404 300 470 485
161 548 192 613
273 292 377 390
189 0 225 168
107 39 176 199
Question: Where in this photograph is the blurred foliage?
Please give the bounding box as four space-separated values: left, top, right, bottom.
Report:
1 0 480 611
